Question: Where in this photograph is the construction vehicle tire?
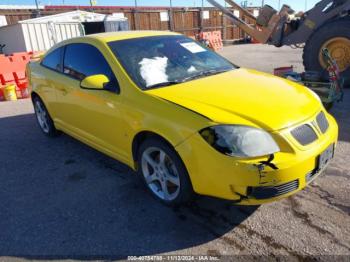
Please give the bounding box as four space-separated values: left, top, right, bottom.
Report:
303 17 350 87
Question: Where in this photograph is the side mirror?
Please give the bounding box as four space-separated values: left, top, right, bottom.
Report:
80 74 109 90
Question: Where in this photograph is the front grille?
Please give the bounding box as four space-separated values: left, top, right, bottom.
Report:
316 111 329 134
291 124 318 146
249 180 299 200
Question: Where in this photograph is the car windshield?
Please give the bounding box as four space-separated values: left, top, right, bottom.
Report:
108 35 236 90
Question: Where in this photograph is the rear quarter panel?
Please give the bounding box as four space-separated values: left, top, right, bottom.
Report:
28 61 58 118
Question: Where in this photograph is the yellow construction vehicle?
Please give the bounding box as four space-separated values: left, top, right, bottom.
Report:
208 0 350 84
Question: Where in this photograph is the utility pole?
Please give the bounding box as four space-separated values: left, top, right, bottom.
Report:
134 0 139 30
278 0 281 10
200 0 204 33
34 0 41 17
169 0 174 31
262 0 264 7
305 0 308 11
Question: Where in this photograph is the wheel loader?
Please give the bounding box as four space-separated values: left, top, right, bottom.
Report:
208 0 350 84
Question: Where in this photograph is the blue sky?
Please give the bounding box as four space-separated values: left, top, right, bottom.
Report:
1 0 320 12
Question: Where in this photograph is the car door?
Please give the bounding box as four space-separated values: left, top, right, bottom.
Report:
55 42 129 161
38 46 65 118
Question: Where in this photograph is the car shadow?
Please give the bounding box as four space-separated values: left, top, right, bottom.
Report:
0 113 257 260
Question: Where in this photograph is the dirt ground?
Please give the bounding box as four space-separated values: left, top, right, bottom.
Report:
0 44 349 260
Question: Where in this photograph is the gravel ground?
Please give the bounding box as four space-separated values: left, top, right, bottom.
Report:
0 44 349 260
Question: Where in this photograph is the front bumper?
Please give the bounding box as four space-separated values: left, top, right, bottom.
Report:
175 112 338 205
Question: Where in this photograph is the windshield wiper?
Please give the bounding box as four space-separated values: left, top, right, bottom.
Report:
144 68 232 89
183 68 232 82
145 80 183 89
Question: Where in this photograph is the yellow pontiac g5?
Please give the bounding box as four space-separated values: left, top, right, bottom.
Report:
28 31 338 205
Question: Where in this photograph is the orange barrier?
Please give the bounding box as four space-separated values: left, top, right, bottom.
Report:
0 87 4 101
200 31 212 40
0 51 33 101
198 30 223 51
211 31 223 51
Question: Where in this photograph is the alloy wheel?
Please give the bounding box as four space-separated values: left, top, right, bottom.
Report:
141 147 181 201
34 100 50 133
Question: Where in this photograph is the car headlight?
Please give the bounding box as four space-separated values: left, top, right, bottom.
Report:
200 125 280 158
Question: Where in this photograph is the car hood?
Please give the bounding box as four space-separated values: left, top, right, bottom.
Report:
146 68 321 131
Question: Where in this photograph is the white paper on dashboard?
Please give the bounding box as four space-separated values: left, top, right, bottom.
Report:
180 42 206 53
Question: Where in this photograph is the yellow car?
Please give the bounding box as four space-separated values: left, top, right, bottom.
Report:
28 31 338 205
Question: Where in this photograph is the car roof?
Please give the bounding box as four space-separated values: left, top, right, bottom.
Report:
45 30 183 54
82 30 181 43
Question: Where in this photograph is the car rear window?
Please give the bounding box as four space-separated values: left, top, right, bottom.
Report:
41 47 63 72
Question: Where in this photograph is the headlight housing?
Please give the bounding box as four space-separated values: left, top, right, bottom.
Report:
200 125 280 158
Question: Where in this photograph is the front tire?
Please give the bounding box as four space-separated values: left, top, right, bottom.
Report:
33 96 59 137
303 18 350 86
137 138 193 205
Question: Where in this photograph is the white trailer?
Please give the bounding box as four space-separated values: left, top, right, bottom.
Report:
0 10 129 54
0 22 83 54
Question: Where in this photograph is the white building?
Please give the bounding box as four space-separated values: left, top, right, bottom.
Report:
0 10 128 54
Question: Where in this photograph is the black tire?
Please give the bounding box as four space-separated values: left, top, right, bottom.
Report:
32 96 60 137
137 137 193 205
303 17 350 87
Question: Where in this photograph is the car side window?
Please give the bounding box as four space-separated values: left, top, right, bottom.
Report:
63 43 119 91
41 47 63 72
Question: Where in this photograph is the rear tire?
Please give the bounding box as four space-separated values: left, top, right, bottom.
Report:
303 17 350 87
33 96 59 137
137 138 193 206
